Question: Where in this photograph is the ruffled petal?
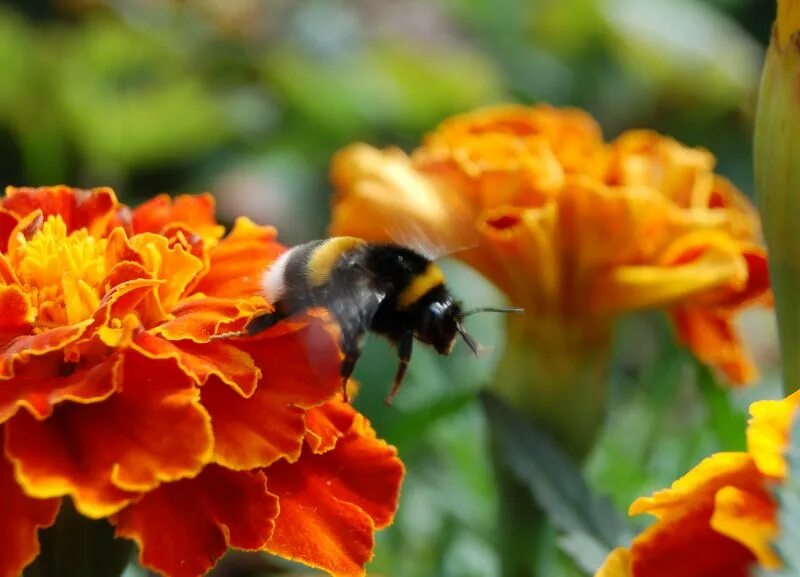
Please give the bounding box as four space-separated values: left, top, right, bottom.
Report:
629 501 755 577
747 393 800 479
193 217 283 299
629 453 760 520
710 486 779 569
152 295 260 342
133 330 260 396
305 400 358 454
0 285 35 345
671 307 756 385
4 350 213 518
2 186 117 237
264 410 404 577
114 465 278 577
0 354 120 424
131 193 225 243
202 322 341 469
0 435 60 577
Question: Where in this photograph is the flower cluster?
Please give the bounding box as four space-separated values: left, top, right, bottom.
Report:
596 390 799 576
330 105 769 385
0 186 404 577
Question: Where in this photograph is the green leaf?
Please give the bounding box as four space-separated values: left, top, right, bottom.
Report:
481 391 633 573
695 362 747 451
758 415 800 576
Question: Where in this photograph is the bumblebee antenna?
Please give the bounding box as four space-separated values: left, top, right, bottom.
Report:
460 306 524 318
456 324 482 357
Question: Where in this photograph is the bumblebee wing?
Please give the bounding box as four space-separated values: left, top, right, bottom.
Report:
381 204 478 261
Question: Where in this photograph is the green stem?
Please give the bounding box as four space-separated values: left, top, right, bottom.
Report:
488 315 612 576
755 34 800 395
490 437 553 577
24 500 133 577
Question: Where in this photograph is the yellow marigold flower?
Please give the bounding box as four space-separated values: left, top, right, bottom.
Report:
330 104 768 455
0 186 404 577
594 392 800 577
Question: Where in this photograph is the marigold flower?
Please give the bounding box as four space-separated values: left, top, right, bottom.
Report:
330 105 768 459
330 105 768 387
595 392 800 577
0 185 404 577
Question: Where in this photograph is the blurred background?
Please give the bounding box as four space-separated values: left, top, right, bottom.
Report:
0 1 779 576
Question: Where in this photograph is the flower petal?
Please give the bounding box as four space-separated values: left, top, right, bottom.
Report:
128 233 205 318
671 307 756 385
131 193 225 243
152 295 260 342
133 330 260 396
2 186 117 237
0 285 35 344
710 486 779 569
629 453 760 520
193 217 283 298
594 548 632 577
747 393 800 479
264 414 404 577
629 500 755 577
5 350 213 518
202 322 341 469
305 400 358 454
114 465 278 577
0 354 120 424
0 434 60 577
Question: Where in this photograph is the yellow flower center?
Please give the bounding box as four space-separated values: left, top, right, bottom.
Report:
15 215 107 327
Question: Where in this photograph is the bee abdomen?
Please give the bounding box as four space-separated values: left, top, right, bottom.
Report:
260 237 366 304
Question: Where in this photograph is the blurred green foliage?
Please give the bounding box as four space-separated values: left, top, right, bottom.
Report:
1 1 781 576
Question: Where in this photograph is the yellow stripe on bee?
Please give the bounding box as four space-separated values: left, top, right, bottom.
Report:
307 237 366 287
399 263 445 308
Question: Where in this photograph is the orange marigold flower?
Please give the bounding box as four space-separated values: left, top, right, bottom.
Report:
594 392 800 577
0 185 403 577
330 105 770 387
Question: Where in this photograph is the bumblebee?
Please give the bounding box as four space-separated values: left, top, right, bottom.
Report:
246 236 520 404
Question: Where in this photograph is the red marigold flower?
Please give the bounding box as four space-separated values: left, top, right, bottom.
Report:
0 185 403 577
595 391 800 576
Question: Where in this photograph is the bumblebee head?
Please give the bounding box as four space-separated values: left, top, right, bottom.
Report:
416 289 523 356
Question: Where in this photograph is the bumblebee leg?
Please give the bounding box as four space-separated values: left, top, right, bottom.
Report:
339 347 362 404
245 311 282 335
385 331 413 406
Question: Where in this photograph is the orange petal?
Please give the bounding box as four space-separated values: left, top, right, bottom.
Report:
671 307 757 385
305 400 359 454
152 295 260 342
0 208 19 254
0 434 60 577
4 350 213 518
202 322 341 470
193 217 283 299
131 193 225 243
0 285 35 346
114 465 278 577
329 144 477 255
594 548 632 577
265 419 404 577
629 501 755 577
128 233 205 317
133 330 261 396
629 453 760 519
0 321 91 379
0 354 120 424
710 486 779 569
2 186 117 237
747 393 800 479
